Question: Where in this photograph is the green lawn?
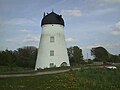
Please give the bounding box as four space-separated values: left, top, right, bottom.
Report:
0 67 120 90
0 66 33 73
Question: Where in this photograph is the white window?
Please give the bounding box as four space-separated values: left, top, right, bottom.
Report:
50 36 54 43
50 50 54 56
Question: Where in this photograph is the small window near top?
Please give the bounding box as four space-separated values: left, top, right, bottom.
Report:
50 36 54 43
50 50 54 56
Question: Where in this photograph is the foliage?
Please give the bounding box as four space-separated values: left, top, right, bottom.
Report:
0 45 119 71
0 50 17 67
0 66 32 73
0 45 84 69
0 46 37 69
0 67 120 90
67 46 84 66
91 46 120 62
108 55 120 63
91 47 109 62
16 46 37 68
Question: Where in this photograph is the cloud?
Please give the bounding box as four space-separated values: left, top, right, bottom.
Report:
110 21 120 35
19 29 29 33
102 8 117 13
92 8 117 16
23 34 39 43
106 43 120 48
103 0 120 3
115 21 120 30
61 9 82 17
6 39 17 43
65 37 78 43
82 45 101 50
6 39 22 46
82 42 120 50
1 18 37 26
110 31 120 35
5 34 39 49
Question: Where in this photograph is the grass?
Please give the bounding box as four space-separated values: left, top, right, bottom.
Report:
0 66 33 74
0 66 120 90
0 66 71 75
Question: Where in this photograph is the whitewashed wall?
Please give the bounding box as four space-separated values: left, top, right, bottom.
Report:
35 24 70 70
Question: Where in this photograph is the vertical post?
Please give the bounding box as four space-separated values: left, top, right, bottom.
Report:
87 53 88 60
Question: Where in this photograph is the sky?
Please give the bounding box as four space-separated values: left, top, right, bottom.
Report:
0 0 120 59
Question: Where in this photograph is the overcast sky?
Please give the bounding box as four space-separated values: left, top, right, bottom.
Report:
0 0 120 59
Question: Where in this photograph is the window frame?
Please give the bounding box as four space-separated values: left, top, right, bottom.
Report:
50 50 54 56
50 36 54 43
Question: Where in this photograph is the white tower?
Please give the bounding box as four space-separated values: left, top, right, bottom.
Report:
35 11 70 70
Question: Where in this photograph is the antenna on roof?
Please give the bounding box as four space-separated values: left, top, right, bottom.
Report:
43 12 45 17
52 9 54 12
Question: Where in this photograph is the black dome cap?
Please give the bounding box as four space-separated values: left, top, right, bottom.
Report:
41 11 65 26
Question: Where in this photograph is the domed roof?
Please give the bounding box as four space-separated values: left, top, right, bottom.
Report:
41 11 65 26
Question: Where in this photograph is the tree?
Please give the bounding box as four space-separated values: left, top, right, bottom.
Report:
0 46 38 69
16 46 37 68
67 46 83 66
91 47 109 62
0 49 16 67
109 55 120 63
91 47 120 63
119 54 120 57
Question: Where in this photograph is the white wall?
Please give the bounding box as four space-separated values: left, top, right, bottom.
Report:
35 24 70 70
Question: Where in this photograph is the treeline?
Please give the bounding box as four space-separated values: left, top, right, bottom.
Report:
91 47 120 63
0 46 84 69
0 46 37 69
0 46 120 69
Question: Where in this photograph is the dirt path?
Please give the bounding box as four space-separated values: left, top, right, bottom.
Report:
0 66 104 78
0 69 70 78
